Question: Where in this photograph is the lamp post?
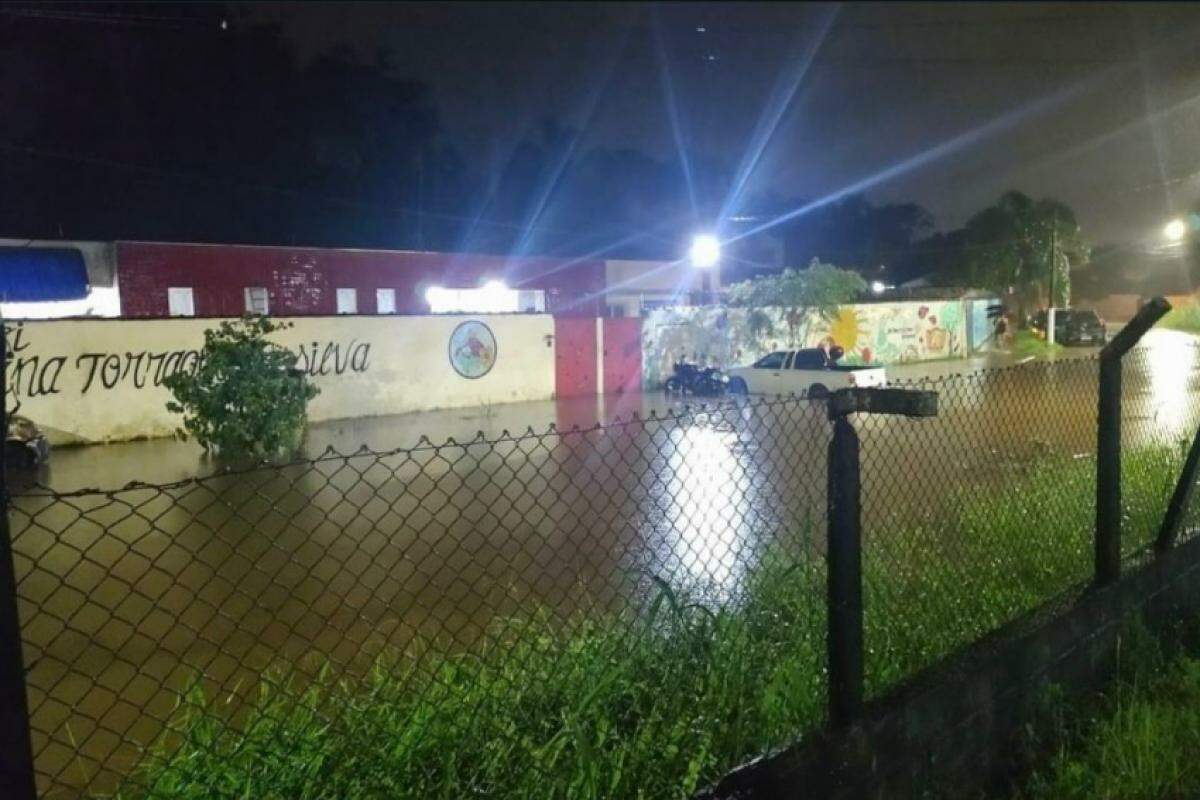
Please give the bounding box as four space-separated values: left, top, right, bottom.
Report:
1047 218 1057 346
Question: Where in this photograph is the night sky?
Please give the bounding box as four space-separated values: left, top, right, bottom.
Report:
244 1 1200 250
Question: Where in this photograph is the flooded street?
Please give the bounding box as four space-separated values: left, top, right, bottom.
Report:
14 330 1200 797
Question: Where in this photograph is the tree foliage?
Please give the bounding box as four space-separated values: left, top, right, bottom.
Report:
164 316 319 461
955 191 1088 308
725 259 868 319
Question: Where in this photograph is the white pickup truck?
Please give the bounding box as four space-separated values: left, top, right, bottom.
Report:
725 349 887 398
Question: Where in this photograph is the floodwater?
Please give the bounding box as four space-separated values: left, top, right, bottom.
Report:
13 330 1200 798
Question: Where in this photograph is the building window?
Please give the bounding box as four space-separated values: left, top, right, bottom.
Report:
517 290 546 313
336 288 357 314
167 287 195 317
425 284 545 314
244 287 269 315
376 288 396 314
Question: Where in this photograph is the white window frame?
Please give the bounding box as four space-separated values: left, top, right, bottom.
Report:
167 287 195 317
244 287 269 315
375 288 396 315
336 288 358 315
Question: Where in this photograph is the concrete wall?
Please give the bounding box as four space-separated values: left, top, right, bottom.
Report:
4 314 555 444
641 300 970 388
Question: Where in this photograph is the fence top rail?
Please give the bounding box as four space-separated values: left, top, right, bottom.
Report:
1101 296 1171 360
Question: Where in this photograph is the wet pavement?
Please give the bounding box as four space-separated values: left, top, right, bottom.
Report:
14 330 1198 797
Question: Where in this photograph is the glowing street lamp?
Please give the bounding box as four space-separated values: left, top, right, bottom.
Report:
689 234 720 269
688 233 720 306
870 280 886 295
1165 218 1187 242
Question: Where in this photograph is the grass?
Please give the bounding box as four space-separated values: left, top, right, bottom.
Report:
1012 330 1065 359
1016 619 1200 800
116 447 1184 800
1159 302 1200 334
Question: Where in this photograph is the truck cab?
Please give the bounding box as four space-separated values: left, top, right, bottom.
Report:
726 349 887 398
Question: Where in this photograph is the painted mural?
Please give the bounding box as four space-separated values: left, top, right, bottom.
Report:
4 314 554 444
448 320 497 379
642 300 969 388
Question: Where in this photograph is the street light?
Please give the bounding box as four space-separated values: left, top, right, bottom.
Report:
870 280 886 295
689 234 720 269
689 233 720 306
1165 218 1187 242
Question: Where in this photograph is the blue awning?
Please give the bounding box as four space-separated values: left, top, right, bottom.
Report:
0 248 89 301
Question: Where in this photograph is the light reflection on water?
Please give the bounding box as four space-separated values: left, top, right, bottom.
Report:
1141 330 1200 442
662 424 749 598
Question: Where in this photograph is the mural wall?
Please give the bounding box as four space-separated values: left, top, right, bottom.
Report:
968 298 997 353
642 300 970 388
5 314 555 444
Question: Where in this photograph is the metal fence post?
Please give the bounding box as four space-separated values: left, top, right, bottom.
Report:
825 387 937 729
0 320 37 799
827 414 863 727
1094 355 1122 585
1094 297 1170 586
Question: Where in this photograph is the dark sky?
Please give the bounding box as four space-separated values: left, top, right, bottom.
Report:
243 1 1200 250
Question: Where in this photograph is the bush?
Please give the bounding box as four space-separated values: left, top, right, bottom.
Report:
164 315 319 460
1012 329 1064 358
725 259 868 319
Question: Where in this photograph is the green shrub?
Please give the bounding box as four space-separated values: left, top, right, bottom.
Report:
164 315 318 460
1012 330 1064 358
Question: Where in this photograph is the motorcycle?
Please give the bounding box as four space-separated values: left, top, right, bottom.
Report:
663 360 728 397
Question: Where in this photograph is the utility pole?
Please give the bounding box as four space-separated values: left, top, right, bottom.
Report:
1047 213 1058 346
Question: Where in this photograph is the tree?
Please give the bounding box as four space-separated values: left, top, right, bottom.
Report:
954 191 1088 320
164 316 319 461
725 259 868 319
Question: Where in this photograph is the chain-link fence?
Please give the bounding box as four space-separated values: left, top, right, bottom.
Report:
6 339 1200 799
1121 342 1200 555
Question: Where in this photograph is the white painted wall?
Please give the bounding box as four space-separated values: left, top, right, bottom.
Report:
5 314 555 444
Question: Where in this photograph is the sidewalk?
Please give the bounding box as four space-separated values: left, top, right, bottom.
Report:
886 346 1094 382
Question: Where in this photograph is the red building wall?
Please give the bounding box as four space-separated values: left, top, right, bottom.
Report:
116 241 607 318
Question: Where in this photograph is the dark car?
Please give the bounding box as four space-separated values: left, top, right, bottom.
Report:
5 415 50 469
1030 308 1108 346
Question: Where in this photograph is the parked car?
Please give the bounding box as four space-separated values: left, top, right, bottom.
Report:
1030 308 1108 346
5 415 50 469
725 348 887 398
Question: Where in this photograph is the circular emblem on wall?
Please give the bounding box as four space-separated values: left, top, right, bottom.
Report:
448 320 498 379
